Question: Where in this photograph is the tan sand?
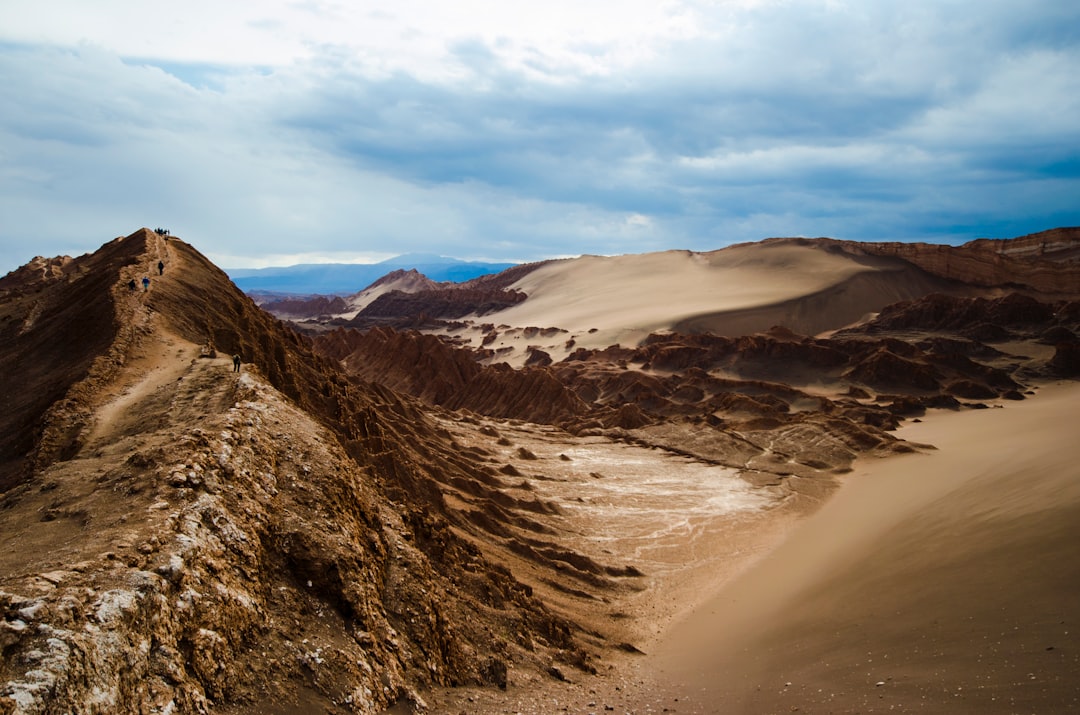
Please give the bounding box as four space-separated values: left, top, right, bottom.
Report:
351 242 885 339
632 380 1080 713
499 244 873 340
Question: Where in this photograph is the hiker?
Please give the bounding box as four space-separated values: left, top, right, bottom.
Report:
158 260 165 275
127 278 137 292
232 354 241 373
142 276 150 292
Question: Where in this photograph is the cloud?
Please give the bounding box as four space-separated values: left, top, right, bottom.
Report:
0 0 1078 273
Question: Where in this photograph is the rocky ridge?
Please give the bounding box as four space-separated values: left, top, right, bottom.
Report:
0 230 584 714
849 226 1080 295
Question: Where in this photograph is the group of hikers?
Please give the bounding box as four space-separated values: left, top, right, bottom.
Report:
127 260 166 293
125 253 245 375
123 253 246 374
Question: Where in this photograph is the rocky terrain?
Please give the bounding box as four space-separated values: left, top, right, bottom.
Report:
1 226 1078 714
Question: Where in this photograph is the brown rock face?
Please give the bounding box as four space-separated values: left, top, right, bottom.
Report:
349 285 527 325
812 227 1080 295
864 293 1064 333
313 328 594 426
319 325 483 403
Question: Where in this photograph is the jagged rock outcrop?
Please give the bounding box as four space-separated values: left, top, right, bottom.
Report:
314 282 1077 488
441 365 593 426
847 292 1075 335
313 328 595 427
256 294 350 319
348 286 527 326
317 326 484 404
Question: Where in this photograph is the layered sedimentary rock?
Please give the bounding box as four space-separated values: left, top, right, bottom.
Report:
810 227 1080 295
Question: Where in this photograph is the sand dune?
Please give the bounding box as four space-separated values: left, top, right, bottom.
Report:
297 231 1080 713
467 240 968 363
640 380 1080 713
501 244 884 333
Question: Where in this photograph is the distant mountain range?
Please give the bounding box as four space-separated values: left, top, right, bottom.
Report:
226 253 518 295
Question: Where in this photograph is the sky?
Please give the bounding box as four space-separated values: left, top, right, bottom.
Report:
1 0 1078 274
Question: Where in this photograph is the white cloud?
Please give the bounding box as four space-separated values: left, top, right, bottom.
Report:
905 49 1080 147
0 0 708 79
0 0 1078 273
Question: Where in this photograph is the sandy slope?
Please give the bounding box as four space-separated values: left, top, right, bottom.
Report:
500 245 872 339
633 380 1080 714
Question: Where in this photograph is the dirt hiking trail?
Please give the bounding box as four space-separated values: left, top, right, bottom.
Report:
0 232 244 588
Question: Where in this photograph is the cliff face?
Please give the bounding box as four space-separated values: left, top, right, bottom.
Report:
0 230 581 714
963 227 1080 261
786 227 1080 296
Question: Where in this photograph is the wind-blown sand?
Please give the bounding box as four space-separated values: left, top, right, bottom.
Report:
497 244 882 348
633 380 1080 714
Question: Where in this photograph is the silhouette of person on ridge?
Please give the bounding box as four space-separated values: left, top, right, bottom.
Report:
233 354 241 373
158 260 165 275
128 278 137 292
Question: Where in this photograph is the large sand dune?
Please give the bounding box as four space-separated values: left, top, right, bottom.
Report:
295 231 1078 369
498 243 923 342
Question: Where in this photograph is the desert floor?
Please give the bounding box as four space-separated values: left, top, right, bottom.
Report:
419 380 1080 714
